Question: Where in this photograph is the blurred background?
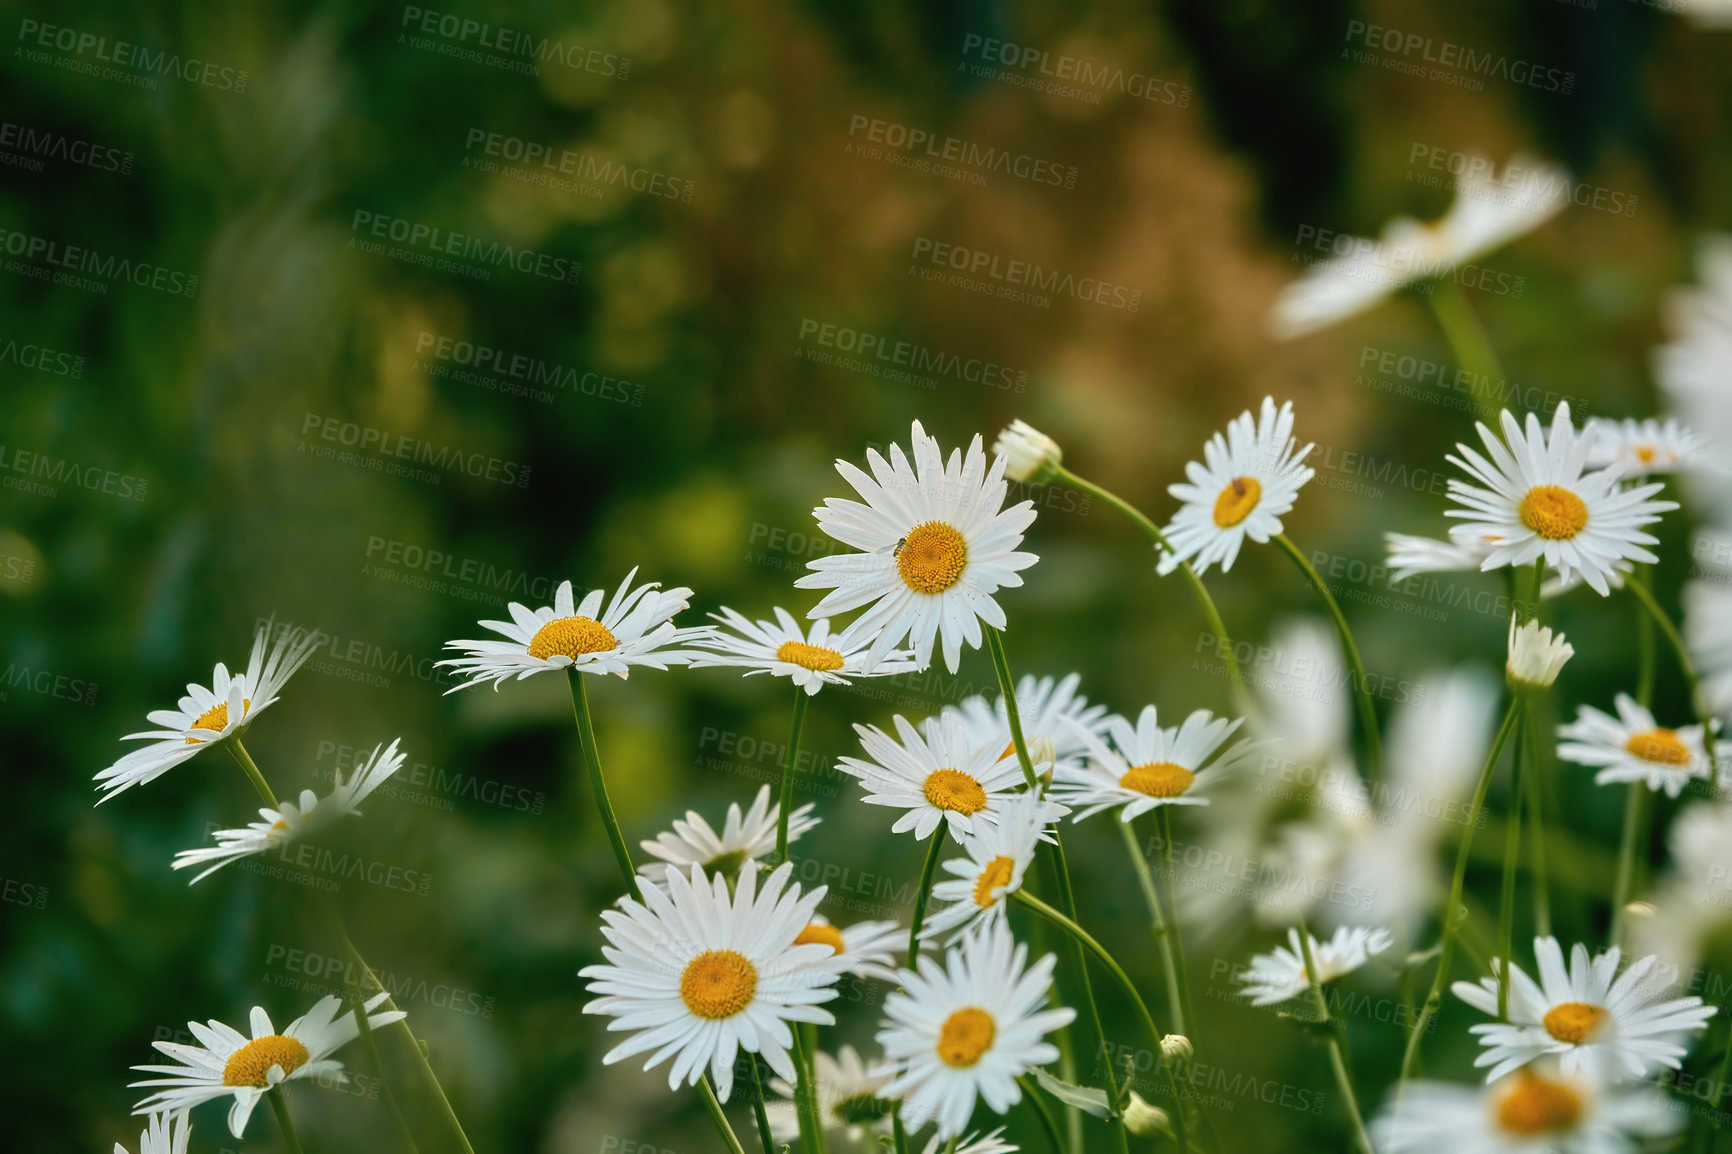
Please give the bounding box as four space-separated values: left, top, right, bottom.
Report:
4 0 1732 1150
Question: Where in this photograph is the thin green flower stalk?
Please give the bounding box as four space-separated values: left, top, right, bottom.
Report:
1154 809 1201 1041
1613 569 1660 945
776 686 812 864
1498 717 1526 1020
565 669 642 902
747 1060 776 1154
228 738 279 808
1625 576 1720 793
1426 278 1506 430
267 1086 305 1154
1118 820 1189 1035
698 1076 750 1154
1520 701 1551 939
1295 919 1374 1154
1015 1073 1069 1154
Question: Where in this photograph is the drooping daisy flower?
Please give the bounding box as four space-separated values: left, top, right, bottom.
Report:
1507 617 1574 690
795 420 1039 673
921 1127 1018 1154
837 712 1026 841
766 1044 898 1146
687 607 920 695
94 617 324 802
877 920 1076 1139
1155 397 1315 577
131 993 405 1138
1558 694 1724 798
1372 1065 1680 1154
1452 937 1716 1083
943 673 1113 774
171 739 406 883
1385 532 1495 584
438 569 708 691
787 915 910 982
920 795 1067 943
1052 705 1255 822
1236 925 1393 1006
1445 403 1677 596
581 860 841 1101
1586 417 1707 476
115 1112 189 1154
637 785 818 890
992 420 1063 484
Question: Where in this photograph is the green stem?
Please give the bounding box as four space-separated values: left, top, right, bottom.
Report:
1154 809 1201 1043
1274 534 1384 786
347 979 420 1154
228 738 279 808
1610 783 1649 946
1016 1074 1069 1154
792 1029 828 1154
1498 712 1527 1020
697 1074 749 1154
1636 568 1658 709
268 1087 305 1154
1426 277 1505 430
1295 920 1374 1154
1120 819 1187 1035
908 824 948 968
776 688 811 865
1626 576 1718 794
566 669 641 902
1521 700 1551 939
1047 837 1130 1154
747 1059 777 1154
984 628 1041 791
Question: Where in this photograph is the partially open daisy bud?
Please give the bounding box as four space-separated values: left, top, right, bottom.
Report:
993 420 1062 484
1027 733 1057 770
1160 1034 1194 1063
1123 1092 1173 1138
1506 617 1573 691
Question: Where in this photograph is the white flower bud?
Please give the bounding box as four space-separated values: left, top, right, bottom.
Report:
1160 1034 1194 1063
993 420 1062 484
1506 616 1573 690
1123 1092 1172 1138
1027 734 1057 769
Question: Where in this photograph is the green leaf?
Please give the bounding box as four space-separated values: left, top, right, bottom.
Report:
1031 1067 1115 1119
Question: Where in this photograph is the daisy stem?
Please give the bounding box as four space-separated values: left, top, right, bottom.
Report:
1625 575 1719 794
566 669 641 902
791 1030 828 1154
776 687 811 866
345 977 420 1154
1498 711 1527 1020
1294 919 1374 1154
1015 1073 1069 1154
268 1087 305 1154
1153 809 1201 1042
228 738 279 808
1520 700 1551 938
697 1073 750 1154
746 1057 777 1154
1426 278 1506 431
1636 567 1658 708
908 824 948 968
1273 534 1384 787
984 628 1041 792
1119 819 1187 1035
1609 783 1649 946
1400 694 1521 1081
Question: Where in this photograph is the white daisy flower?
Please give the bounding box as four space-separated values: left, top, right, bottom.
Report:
687 607 921 695
877 920 1076 1139
1686 578 1732 720
1558 694 1725 798
1655 236 1732 518
115 1112 189 1154
1156 397 1315 577
1586 417 1707 476
920 795 1067 944
131 992 405 1138
838 712 1026 842
922 1127 1017 1154
1451 936 1717 1083
1445 402 1677 596
992 420 1062 484
941 673 1113 775
765 1044 898 1145
1507 618 1575 691
787 915 910 982
94 617 324 803
1631 800 1732 975
1052 705 1255 822
171 739 407 883
637 785 818 890
1235 925 1393 1007
1372 1065 1680 1154
581 860 841 1101
1385 532 1494 584
438 568 708 691
795 420 1039 673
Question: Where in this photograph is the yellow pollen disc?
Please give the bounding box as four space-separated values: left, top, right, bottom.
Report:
775 640 845 672
896 521 969 594
1542 1002 1608 1044
923 769 988 815
1495 1069 1583 1135
186 698 250 744
527 615 618 661
1636 445 1656 464
680 950 757 1020
1625 728 1691 766
1119 762 1196 799
936 1007 996 1067
222 1035 311 1088
973 856 1016 907
1212 476 1261 528
794 923 847 955
1518 485 1589 541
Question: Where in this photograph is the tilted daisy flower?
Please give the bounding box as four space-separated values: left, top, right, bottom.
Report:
115 1112 189 1154
788 915 910 982
1586 417 1707 476
922 1127 1017 1154
766 1044 898 1145
1156 397 1315 577
945 673 1113 773
838 712 1026 841
438 568 707 691
1558 694 1725 798
637 785 818 890
877 920 1076 1139
920 795 1067 943
1053 705 1255 822
1385 532 1495 584
131 992 405 1137
992 419 1063 484
687 607 920 695
95 617 324 802
1451 936 1717 1083
171 739 406 883
1445 402 1677 595
581 860 841 1100
795 420 1039 673
1236 925 1393 1006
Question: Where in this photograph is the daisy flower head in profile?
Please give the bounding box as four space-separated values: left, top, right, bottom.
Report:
1558 694 1725 798
1445 402 1678 595
131 993 405 1138
171 739 407 883
438 568 708 692
920 795 1068 944
766 1044 898 1146
785 915 910 982
877 920 1076 1139
1052 705 1256 823
992 419 1063 485
946 673 1112 776
1586 417 1707 476
637 785 818 890
1386 532 1633 598
94 616 324 803
688 607 920 695
1235 925 1393 1007
837 712 1026 841
1156 397 1315 577
1452 936 1716 1083
581 860 841 1101
795 420 1039 674
115 1112 189 1154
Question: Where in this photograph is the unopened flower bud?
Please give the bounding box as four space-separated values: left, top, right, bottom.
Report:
1028 734 1057 769
993 420 1063 484
1160 1034 1194 1063
1506 616 1573 691
1123 1092 1172 1138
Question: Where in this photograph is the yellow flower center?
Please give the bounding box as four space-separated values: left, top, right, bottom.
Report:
973 855 1016 907
1542 1001 1608 1044
1212 477 1261 528
680 950 757 1019
186 698 250 744
1495 1069 1583 1135
793 923 848 955
1636 444 1656 464
896 521 969 594
923 769 988 814
1518 485 1589 541
775 640 846 672
222 1035 311 1087
936 1007 996 1067
1625 728 1691 766
527 615 618 661
1119 762 1196 798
